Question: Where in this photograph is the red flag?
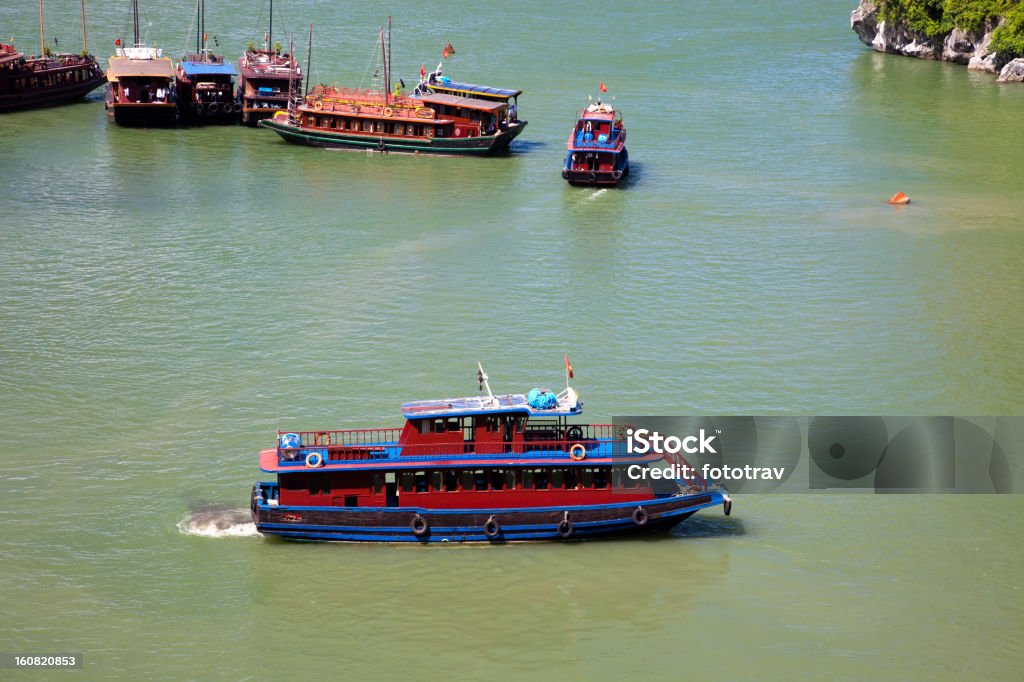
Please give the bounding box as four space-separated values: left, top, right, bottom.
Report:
420 64 426 79
442 47 449 59
442 41 454 58
599 81 607 93
115 38 121 46
565 355 574 379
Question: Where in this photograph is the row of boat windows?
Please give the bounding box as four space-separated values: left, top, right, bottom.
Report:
376 468 642 494
306 115 449 137
4 68 98 91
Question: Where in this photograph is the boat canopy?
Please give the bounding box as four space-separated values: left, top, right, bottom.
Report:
418 92 507 113
402 388 582 419
180 61 237 77
107 56 174 80
432 81 521 99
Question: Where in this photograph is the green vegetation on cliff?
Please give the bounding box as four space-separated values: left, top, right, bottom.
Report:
878 0 1024 55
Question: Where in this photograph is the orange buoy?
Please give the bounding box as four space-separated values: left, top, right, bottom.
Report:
888 192 910 205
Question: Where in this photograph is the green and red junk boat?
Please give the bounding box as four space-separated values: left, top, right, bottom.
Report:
258 25 525 155
563 100 629 187
251 365 730 543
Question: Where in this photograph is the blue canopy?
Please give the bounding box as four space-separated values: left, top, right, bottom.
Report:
180 61 237 77
432 80 521 99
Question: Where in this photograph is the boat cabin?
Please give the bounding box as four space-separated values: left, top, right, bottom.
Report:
423 77 522 123
107 53 175 105
177 58 236 110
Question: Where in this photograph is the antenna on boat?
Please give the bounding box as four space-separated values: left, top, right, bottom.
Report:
477 362 494 401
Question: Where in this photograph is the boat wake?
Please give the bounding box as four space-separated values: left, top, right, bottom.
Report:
177 508 260 538
588 188 608 200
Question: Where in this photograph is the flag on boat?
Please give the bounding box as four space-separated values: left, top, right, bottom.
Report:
115 38 121 46
565 355 574 379
599 81 607 93
443 41 455 58
420 64 426 79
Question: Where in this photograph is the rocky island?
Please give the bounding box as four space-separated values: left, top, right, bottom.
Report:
851 0 1024 82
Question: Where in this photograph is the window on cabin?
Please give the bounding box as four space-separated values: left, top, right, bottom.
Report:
445 470 459 491
447 418 461 432
522 469 534 489
372 473 384 494
551 469 564 488
362 120 372 132
461 470 474 491
431 471 442 492
565 469 579 490
474 470 487 491
414 471 428 493
506 470 516 490
400 472 415 492
582 469 594 488
490 469 505 491
533 469 549 490
415 125 423 136
596 468 610 489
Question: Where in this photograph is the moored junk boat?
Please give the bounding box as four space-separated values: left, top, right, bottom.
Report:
236 0 302 126
175 0 238 124
105 1 176 127
251 364 730 543
563 100 629 186
0 2 105 113
259 22 525 155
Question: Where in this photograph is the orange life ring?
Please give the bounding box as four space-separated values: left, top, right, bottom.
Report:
313 100 323 111
383 107 394 117
569 444 586 461
314 431 331 446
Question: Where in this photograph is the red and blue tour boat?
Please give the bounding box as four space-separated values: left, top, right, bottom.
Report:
251 363 730 543
563 98 629 187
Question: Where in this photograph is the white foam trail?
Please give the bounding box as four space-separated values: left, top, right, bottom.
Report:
588 188 608 200
177 509 261 538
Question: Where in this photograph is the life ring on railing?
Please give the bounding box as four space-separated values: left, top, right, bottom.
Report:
305 451 323 468
588 171 597 183
632 506 649 527
569 444 586 461
313 100 323 111
411 514 429 537
484 515 501 539
557 513 574 538
314 432 330 446
566 425 583 441
383 107 394 117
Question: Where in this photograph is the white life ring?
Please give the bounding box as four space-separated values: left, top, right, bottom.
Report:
305 451 324 468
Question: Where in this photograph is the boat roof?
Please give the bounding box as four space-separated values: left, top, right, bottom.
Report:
107 56 175 80
418 92 507 112
402 389 581 419
431 81 521 99
0 44 23 66
580 102 619 121
180 60 237 76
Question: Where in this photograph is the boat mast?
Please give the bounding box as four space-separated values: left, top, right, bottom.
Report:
268 0 273 52
304 23 312 97
477 362 494 401
380 27 388 105
133 0 140 47
386 16 392 96
195 0 200 54
81 0 88 53
38 0 44 57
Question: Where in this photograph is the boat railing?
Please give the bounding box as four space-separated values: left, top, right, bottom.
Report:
573 130 622 149
280 427 404 448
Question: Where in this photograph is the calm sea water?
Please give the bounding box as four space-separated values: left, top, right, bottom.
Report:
2 1 1023 679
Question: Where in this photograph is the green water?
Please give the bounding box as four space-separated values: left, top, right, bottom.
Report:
2 1 1023 679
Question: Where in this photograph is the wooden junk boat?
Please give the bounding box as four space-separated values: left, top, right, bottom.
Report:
251 364 730 543
0 2 105 112
259 24 525 155
563 100 629 187
175 1 238 124
104 1 176 127
236 0 302 126
413 63 524 129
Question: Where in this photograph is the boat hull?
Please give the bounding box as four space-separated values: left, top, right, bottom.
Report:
240 104 285 126
179 101 241 125
258 118 527 156
0 73 106 113
563 149 629 187
251 485 726 543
